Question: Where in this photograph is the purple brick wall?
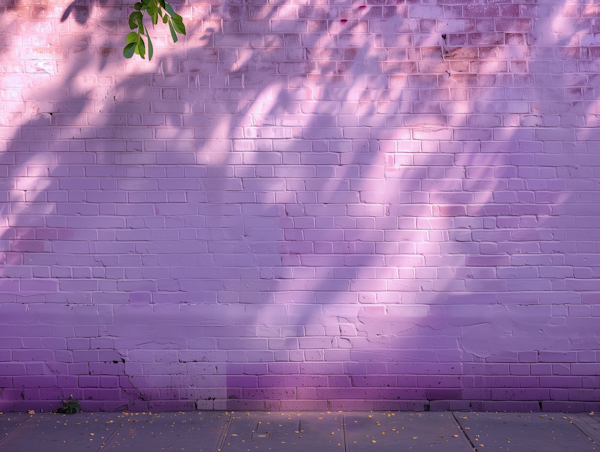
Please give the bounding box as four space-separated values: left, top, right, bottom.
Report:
1 0 600 412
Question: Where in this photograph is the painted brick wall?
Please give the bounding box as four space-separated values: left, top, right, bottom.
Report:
1 0 600 412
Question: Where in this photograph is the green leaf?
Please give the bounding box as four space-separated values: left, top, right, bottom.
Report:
128 11 143 29
147 33 153 61
164 2 181 20
126 31 138 44
168 19 178 43
158 0 166 9
163 14 168 24
137 38 146 59
164 2 174 15
171 17 185 35
134 2 142 10
123 42 136 58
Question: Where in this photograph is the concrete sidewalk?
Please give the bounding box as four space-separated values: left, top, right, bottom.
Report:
1 410 599 452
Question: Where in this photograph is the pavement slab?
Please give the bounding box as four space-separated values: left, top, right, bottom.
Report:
0 412 122 451
345 412 473 452
101 411 229 451
0 413 29 442
1 410 600 451
455 412 600 452
220 411 344 452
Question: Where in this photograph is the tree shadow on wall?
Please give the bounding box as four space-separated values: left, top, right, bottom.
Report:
0 0 597 412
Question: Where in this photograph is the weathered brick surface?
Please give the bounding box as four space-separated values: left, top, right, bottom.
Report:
1 0 600 412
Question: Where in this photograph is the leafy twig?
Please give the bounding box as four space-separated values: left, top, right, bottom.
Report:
124 0 186 61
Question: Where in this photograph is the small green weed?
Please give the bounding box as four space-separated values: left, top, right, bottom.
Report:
57 396 80 414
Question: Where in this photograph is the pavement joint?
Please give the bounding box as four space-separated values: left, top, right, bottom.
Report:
0 413 30 447
341 413 348 452
568 414 600 446
217 413 233 452
451 412 477 452
95 417 123 452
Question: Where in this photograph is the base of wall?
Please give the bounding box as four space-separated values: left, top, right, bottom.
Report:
1 398 597 414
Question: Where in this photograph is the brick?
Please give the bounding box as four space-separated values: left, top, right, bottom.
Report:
571 364 600 376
